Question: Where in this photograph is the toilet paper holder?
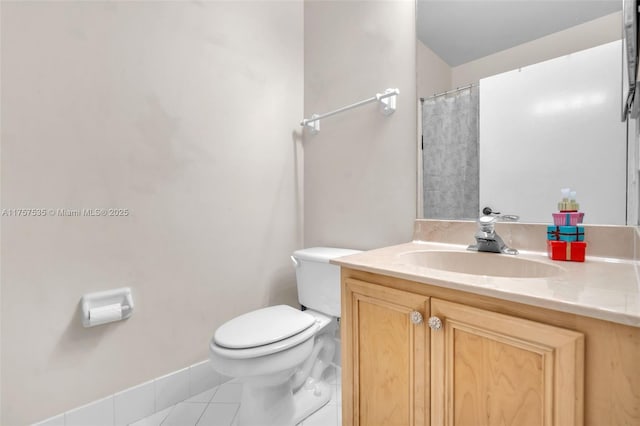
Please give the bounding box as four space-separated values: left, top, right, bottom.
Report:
80 287 134 327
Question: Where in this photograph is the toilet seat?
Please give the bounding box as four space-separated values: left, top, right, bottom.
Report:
211 305 319 360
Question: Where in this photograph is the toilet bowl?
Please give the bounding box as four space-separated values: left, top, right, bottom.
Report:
210 306 334 425
209 247 360 426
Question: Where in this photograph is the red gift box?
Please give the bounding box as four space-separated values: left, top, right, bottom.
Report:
547 240 586 262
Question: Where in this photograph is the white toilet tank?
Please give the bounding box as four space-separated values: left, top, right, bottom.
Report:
292 247 361 317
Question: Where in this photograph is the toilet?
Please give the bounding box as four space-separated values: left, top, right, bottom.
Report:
209 247 360 426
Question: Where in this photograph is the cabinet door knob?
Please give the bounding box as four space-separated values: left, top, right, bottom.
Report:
410 311 424 325
428 316 443 330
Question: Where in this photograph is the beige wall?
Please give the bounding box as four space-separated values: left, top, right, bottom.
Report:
303 0 417 250
417 40 451 98
451 12 622 87
0 1 302 424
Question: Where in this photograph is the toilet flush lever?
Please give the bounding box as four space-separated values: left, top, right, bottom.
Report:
291 256 300 268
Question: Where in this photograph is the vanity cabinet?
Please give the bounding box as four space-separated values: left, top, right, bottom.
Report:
341 269 637 426
430 298 583 426
342 278 429 425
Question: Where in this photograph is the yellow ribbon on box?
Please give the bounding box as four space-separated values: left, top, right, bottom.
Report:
565 242 572 260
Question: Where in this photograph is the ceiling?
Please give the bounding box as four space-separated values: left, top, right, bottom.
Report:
417 0 622 67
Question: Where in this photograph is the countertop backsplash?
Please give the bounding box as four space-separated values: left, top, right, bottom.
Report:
413 219 636 260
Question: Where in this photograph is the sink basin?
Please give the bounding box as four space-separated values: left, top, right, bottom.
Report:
397 250 563 278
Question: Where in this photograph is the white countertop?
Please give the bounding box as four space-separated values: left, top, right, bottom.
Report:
332 241 640 327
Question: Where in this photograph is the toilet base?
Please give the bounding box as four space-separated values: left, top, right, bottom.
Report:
292 379 332 425
236 375 294 426
235 377 331 426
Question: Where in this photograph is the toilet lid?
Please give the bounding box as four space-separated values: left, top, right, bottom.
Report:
214 305 316 349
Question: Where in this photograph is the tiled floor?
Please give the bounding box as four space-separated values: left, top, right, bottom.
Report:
130 367 341 426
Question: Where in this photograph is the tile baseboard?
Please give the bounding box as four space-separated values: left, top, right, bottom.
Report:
33 359 228 426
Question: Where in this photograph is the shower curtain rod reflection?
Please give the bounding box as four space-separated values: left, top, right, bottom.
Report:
420 83 478 102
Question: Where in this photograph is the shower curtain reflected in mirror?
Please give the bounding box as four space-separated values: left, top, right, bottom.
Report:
422 86 479 219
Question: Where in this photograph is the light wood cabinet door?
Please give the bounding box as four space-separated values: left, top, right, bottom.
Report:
430 298 584 426
342 278 430 426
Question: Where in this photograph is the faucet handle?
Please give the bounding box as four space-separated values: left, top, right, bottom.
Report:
482 206 519 222
482 206 498 216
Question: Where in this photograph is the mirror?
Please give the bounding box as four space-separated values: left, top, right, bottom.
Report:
416 0 633 225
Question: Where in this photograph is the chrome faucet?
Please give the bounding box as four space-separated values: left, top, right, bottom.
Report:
467 215 518 255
